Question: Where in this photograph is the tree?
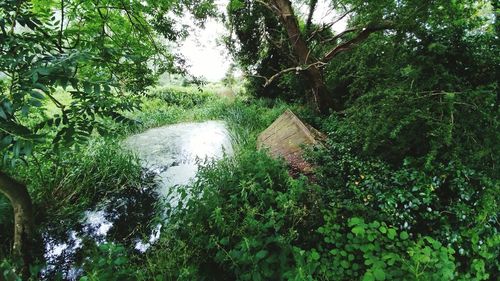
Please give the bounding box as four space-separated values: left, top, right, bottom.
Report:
227 0 494 113
227 0 393 112
0 0 215 275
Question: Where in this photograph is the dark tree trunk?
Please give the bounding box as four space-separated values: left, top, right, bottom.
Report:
270 0 339 113
0 171 35 276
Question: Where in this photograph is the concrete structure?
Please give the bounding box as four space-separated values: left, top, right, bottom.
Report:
257 109 325 174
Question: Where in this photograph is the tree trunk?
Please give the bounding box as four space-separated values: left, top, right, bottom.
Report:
270 0 338 113
0 171 35 276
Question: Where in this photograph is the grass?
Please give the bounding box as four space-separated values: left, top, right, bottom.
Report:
12 138 145 228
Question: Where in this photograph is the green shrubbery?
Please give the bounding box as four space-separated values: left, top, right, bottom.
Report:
127 130 495 280
137 150 315 280
120 87 497 280
148 86 214 108
306 110 498 279
2 85 497 280
79 244 136 281
312 216 456 280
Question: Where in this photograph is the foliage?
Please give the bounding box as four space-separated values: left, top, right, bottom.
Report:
308 117 499 279
0 0 214 273
78 243 136 281
226 0 309 100
120 87 497 280
312 216 457 281
0 0 217 165
148 86 214 108
1 0 498 279
223 2 499 277
0 258 41 281
139 149 316 280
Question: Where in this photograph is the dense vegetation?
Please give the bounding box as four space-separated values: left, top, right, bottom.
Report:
1 0 498 280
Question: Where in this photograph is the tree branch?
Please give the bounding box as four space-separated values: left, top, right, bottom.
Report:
306 7 355 42
305 0 318 33
252 61 327 87
322 21 393 61
59 0 64 52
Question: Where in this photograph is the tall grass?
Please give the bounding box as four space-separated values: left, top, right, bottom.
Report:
11 138 145 229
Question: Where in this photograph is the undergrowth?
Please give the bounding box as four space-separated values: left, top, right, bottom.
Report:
2 86 497 280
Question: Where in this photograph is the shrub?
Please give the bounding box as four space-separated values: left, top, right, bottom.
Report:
148 86 214 108
311 216 457 281
308 118 499 279
140 150 320 280
78 243 136 281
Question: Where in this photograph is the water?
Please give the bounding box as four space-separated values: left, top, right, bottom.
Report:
43 121 233 280
124 120 233 193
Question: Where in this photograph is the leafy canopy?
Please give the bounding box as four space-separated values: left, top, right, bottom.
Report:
0 0 216 166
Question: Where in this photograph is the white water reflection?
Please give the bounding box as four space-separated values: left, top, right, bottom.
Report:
84 210 113 238
124 120 233 193
125 120 233 252
134 224 162 253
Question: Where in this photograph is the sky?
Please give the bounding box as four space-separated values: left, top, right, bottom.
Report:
179 0 348 82
178 0 231 82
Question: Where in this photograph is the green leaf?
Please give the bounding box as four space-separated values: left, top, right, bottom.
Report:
362 272 375 281
83 82 92 93
387 229 396 240
94 84 100 94
373 268 386 280
230 0 245 10
34 83 49 93
13 142 20 157
310 251 320 261
352 226 366 235
2 101 12 114
220 237 229 245
30 90 45 100
37 67 50 75
379 226 387 234
59 78 69 89
400 231 409 240
348 217 364 227
0 107 7 120
29 99 43 107
255 250 268 260
32 71 38 83
113 257 127 266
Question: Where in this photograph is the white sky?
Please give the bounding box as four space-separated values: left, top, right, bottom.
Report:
179 0 348 82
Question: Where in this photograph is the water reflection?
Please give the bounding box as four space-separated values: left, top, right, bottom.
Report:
43 121 233 280
124 120 233 192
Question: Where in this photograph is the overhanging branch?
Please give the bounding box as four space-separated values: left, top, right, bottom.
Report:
252 61 327 87
322 21 394 62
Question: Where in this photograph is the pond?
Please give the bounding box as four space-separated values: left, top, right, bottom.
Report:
124 120 233 193
42 121 233 280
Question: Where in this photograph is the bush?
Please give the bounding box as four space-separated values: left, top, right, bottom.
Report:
78 243 137 281
308 117 499 279
310 216 457 281
140 149 320 280
148 86 214 108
